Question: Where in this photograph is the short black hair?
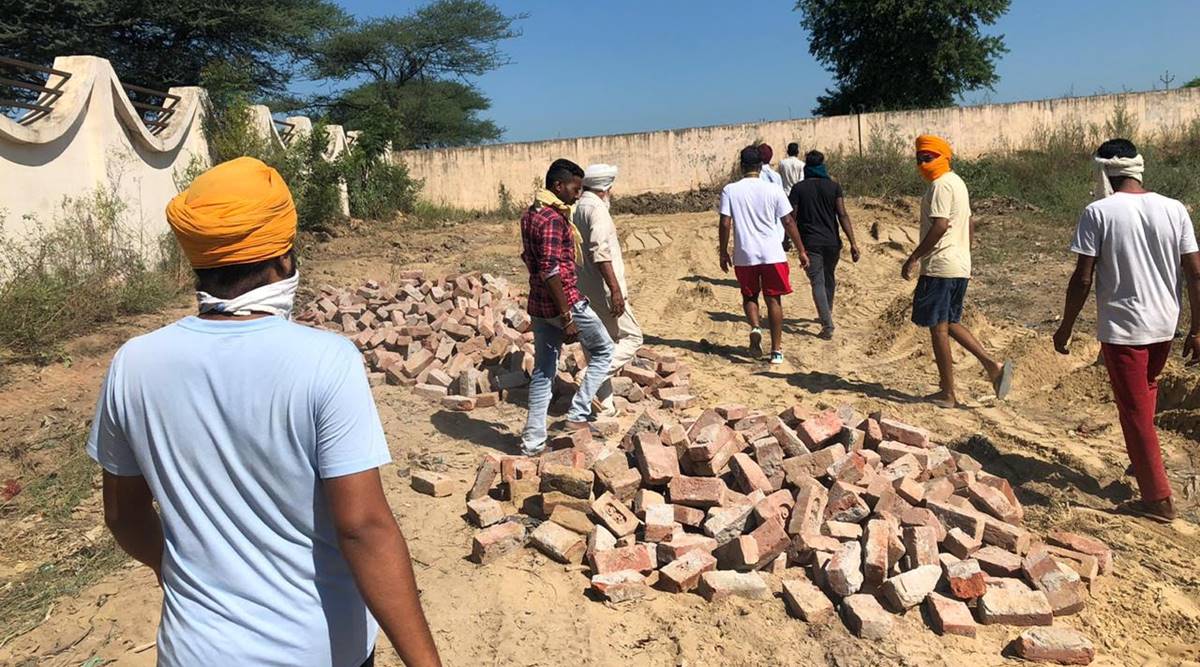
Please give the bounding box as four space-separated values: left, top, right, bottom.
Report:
787 142 800 156
739 145 762 170
804 150 825 167
545 159 584 188
1096 138 1137 159
195 248 296 300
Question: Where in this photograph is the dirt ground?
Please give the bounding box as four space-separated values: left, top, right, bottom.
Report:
2 198 1199 666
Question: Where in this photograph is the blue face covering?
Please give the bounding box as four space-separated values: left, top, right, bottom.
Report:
804 164 829 179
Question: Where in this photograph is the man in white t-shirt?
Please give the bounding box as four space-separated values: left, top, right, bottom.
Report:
89 158 441 666
1053 138 1200 523
779 142 805 192
719 145 810 364
903 134 1012 408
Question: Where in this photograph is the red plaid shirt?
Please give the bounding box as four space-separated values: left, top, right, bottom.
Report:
520 203 582 318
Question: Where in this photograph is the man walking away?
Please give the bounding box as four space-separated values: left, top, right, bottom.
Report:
902 135 1012 408
719 145 810 364
779 142 805 193
520 159 615 453
758 143 784 189
1053 138 1200 522
573 163 643 418
788 150 861 340
90 157 441 667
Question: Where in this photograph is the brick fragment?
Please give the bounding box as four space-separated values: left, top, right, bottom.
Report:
862 519 892 589
748 518 790 568
673 504 706 527
633 488 666 515
797 410 844 448
945 558 987 599
659 550 718 593
714 535 759 571
730 453 774 494
977 588 1053 626
1046 531 1112 574
411 470 454 497
786 478 828 536
879 418 930 447
925 592 977 638
901 507 947 541
967 481 1020 523
841 594 893 640
656 534 718 564
643 504 677 542
470 521 526 564
824 481 870 523
441 394 475 411
923 476 956 503
466 497 507 527
903 525 940 569
826 451 871 485
944 526 983 559
1011 627 1095 665
591 570 652 602
540 464 595 499
982 516 1032 554
782 444 845 483
975 545 1023 577
821 520 863 541
1023 550 1088 616
881 564 941 610
591 543 656 575
927 500 985 541
530 520 587 563
698 571 771 602
588 524 617 555
703 503 754 545
782 577 835 622
894 476 926 506
668 475 726 509
824 540 864 597
549 505 594 534
590 491 640 537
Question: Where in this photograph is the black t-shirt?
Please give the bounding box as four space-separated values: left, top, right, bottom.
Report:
788 177 844 248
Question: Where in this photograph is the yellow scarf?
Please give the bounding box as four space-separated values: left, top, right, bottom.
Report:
534 189 582 258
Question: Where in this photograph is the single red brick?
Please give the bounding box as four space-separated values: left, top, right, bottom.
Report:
714 534 759 571
1046 531 1113 575
858 417 884 448
926 592 977 637
927 500 986 541
749 517 790 568
590 543 656 575
642 503 677 542
966 481 1020 523
841 594 893 640
668 475 726 509
982 516 1032 554
659 550 718 593
714 403 749 421
978 588 1053 626
730 453 773 494
590 570 651 602
881 564 941 610
903 525 940 569
821 520 863 541
411 469 454 497
946 558 987 599
862 519 892 589
752 489 793 525
591 491 640 537
656 534 718 564
635 434 680 486
879 418 930 447
824 540 864 597
470 521 526 564
826 451 871 485
797 410 844 448
786 477 828 536
530 520 587 564
975 545 1023 577
894 476 926 506
466 496 507 527
1011 627 1095 665
540 463 595 499
1023 550 1088 616
824 481 870 523
698 571 771 602
781 577 835 622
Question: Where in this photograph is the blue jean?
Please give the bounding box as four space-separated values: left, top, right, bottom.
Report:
521 300 614 454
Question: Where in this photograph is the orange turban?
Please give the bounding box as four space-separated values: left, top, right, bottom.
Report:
166 157 297 269
915 135 953 181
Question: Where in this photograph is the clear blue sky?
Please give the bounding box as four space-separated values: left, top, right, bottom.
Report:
320 0 1200 143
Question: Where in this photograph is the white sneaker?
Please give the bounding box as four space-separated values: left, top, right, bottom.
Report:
749 328 764 358
769 351 785 365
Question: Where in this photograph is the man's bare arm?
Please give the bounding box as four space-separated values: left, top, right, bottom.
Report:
102 471 164 581
834 197 859 260
1182 252 1200 363
326 469 441 667
718 215 733 272
902 217 950 279
1052 254 1096 354
596 261 625 317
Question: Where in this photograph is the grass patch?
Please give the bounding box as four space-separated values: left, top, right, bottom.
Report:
0 188 189 363
408 200 510 229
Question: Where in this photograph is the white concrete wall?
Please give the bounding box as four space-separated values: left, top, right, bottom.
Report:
397 88 1200 211
0 56 359 243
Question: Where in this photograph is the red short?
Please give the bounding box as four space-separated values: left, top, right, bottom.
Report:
734 262 792 297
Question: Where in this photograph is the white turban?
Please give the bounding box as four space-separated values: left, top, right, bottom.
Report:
1093 154 1144 199
583 163 619 191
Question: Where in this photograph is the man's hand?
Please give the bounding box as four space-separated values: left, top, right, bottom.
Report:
797 250 810 269
1184 333 1200 365
563 318 579 342
1052 324 1073 355
719 250 731 274
850 245 861 263
901 256 919 280
609 292 625 319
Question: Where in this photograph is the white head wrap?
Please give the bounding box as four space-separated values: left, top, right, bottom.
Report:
583 163 619 192
197 270 300 319
1093 154 1144 199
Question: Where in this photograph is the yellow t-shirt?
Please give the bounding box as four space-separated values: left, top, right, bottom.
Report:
919 171 972 278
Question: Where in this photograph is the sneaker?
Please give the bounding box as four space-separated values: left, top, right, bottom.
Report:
749 328 764 358
769 351 785 365
591 398 620 420
520 442 545 457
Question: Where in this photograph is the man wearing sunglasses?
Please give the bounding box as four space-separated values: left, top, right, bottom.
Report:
902 135 1013 408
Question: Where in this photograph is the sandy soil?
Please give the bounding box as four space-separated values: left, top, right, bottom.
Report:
2 199 1199 666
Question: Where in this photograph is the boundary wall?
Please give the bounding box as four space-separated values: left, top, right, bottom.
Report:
396 88 1200 211
0 55 356 242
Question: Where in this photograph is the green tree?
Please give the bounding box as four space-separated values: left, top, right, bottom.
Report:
0 0 349 94
1185 77 1200 88
307 0 522 150
795 0 1010 116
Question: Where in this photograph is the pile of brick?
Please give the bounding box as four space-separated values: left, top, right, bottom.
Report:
297 275 696 412
456 403 1108 664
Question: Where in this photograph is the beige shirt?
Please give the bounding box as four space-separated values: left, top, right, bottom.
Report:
779 156 805 192
572 191 627 302
919 171 972 278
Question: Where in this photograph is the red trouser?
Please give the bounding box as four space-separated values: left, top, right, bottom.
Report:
1101 341 1173 502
